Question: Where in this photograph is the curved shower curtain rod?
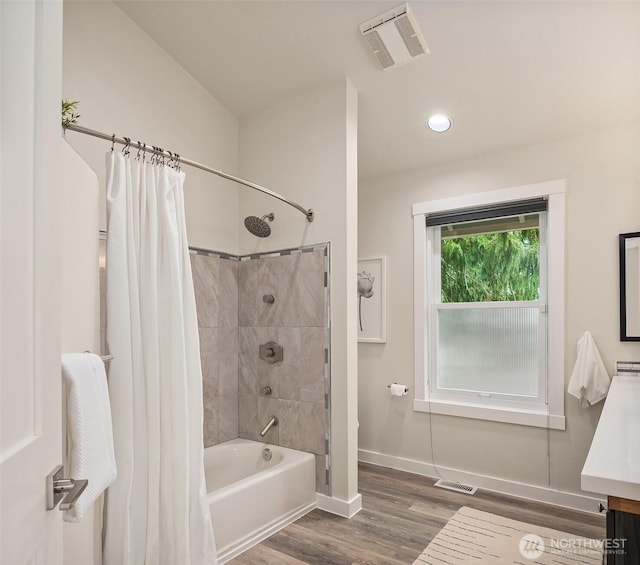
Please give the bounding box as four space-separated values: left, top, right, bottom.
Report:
65 123 315 223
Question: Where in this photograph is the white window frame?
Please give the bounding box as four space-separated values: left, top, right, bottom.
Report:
413 180 566 430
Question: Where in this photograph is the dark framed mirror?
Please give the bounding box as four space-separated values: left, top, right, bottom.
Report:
620 232 640 341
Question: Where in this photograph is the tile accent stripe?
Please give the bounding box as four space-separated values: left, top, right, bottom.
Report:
189 247 239 261
191 243 329 262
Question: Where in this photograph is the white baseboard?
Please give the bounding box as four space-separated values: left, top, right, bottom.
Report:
316 492 363 518
358 449 606 516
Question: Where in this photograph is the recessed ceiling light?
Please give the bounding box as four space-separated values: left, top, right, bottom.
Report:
427 114 452 133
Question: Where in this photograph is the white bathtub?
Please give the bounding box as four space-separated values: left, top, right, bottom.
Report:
205 438 317 563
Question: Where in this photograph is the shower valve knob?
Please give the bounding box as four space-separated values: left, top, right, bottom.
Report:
259 341 283 363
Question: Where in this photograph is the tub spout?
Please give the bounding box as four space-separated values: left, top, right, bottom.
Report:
259 416 278 437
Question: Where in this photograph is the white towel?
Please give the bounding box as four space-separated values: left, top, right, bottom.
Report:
567 331 611 408
61 353 117 522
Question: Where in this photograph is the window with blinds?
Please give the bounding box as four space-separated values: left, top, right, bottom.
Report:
412 182 566 429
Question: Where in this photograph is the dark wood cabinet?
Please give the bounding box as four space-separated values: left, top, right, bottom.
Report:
607 496 640 565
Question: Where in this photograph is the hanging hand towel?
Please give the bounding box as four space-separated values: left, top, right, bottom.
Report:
61 353 117 522
567 331 611 408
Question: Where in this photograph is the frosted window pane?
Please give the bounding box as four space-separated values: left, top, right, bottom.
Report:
437 307 539 396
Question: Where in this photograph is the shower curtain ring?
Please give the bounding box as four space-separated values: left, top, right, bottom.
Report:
111 134 115 152
122 137 131 157
136 141 142 160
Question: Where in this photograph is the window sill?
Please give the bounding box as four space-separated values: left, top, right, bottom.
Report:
413 398 566 430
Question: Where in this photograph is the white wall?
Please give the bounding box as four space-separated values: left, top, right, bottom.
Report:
358 124 640 502
63 0 240 252
59 141 102 565
239 79 360 509
60 142 100 356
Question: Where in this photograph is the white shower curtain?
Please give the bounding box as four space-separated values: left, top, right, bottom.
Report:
102 151 216 565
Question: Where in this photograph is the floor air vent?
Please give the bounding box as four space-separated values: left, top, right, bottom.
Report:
434 479 478 495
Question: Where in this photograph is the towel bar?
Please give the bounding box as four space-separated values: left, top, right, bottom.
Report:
46 465 88 511
83 350 113 363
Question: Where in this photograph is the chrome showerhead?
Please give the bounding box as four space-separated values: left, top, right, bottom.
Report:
244 212 275 238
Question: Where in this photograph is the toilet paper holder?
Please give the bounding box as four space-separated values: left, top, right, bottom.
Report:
387 382 409 393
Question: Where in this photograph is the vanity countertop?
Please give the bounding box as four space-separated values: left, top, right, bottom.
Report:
581 375 640 501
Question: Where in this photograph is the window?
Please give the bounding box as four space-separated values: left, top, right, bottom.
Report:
413 181 566 430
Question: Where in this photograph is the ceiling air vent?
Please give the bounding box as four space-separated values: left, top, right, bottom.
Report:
359 3 429 71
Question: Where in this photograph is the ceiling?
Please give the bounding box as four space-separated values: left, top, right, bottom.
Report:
116 0 640 181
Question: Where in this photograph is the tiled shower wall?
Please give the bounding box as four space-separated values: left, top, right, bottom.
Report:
191 252 240 446
190 244 330 495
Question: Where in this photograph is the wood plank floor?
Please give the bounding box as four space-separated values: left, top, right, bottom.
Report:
229 462 605 565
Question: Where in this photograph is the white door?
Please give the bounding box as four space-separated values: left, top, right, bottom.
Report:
1 1 64 564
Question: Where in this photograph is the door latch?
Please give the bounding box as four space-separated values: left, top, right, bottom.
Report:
46 465 88 511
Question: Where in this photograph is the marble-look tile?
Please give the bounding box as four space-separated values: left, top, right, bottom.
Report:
219 356 238 396
278 327 300 354
193 254 219 328
218 394 239 443
258 396 280 444
258 326 278 345
203 395 218 447
238 327 258 395
238 394 259 441
218 327 238 395
299 250 325 327
238 259 258 327
315 454 328 494
300 401 326 455
218 260 238 328
277 368 298 401
199 327 219 398
274 255 300 327
257 258 278 327
192 245 330 458
299 358 325 404
257 358 279 398
278 399 301 450
277 328 300 400
300 327 325 361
